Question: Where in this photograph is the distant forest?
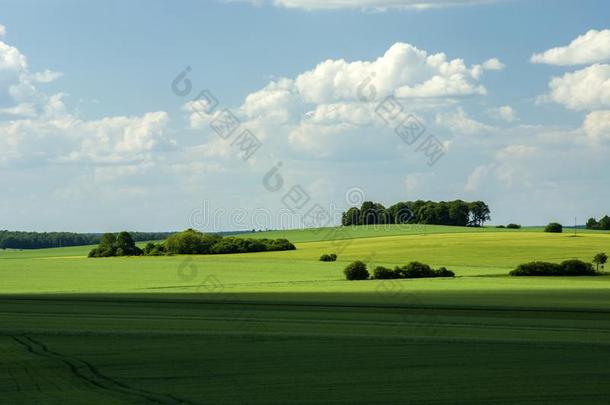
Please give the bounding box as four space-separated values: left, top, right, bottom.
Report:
0 231 175 250
342 200 491 227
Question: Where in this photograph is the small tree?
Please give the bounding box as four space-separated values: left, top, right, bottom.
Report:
593 253 608 271
344 261 369 280
586 218 599 229
544 222 563 233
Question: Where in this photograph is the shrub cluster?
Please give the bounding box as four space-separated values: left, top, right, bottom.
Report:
89 229 296 258
372 262 455 280
496 223 521 229
510 260 596 276
345 261 455 280
544 222 563 233
158 229 295 255
319 253 337 262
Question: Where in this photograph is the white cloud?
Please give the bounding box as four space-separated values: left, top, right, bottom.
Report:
0 24 6 39
28 69 63 84
487 105 517 122
0 33 63 117
404 172 435 194
183 42 498 159
465 164 492 192
0 111 174 167
495 144 537 160
435 108 493 135
481 58 505 70
294 42 493 103
236 0 498 11
0 33 174 168
531 29 610 66
582 110 610 142
241 77 301 123
546 64 610 110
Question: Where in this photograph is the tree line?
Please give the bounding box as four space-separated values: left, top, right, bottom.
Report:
0 230 174 250
341 200 491 227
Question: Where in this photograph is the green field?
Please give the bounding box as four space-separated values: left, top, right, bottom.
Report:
2 225 610 403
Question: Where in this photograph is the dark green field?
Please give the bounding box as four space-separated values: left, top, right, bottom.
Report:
3 293 610 404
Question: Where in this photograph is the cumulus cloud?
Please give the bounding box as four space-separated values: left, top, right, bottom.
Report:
545 64 610 110
0 24 5 38
234 0 498 11
293 42 494 103
0 29 174 168
184 42 500 158
531 29 610 66
487 105 517 122
189 42 499 126
465 164 491 192
28 69 63 84
481 58 505 70
582 110 610 142
0 31 63 117
494 144 537 160
435 108 494 135
0 111 174 167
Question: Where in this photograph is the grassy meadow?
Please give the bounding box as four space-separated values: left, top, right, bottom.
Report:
2 225 610 403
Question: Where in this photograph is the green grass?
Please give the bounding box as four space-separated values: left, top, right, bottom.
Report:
2 226 610 403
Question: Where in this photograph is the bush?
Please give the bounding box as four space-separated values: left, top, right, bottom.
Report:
506 223 521 229
371 266 396 279
510 261 562 276
319 253 337 262
143 242 166 256
559 259 595 276
496 225 505 228
544 222 563 233
265 238 296 251
344 261 369 280
434 267 455 277
510 260 596 276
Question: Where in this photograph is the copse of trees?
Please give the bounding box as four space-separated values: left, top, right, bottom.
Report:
586 215 610 230
0 230 174 250
341 200 490 227
88 232 143 257
94 229 297 258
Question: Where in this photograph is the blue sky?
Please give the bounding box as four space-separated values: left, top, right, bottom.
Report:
1 0 609 232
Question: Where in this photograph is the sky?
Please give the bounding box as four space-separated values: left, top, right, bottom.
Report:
0 0 609 232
